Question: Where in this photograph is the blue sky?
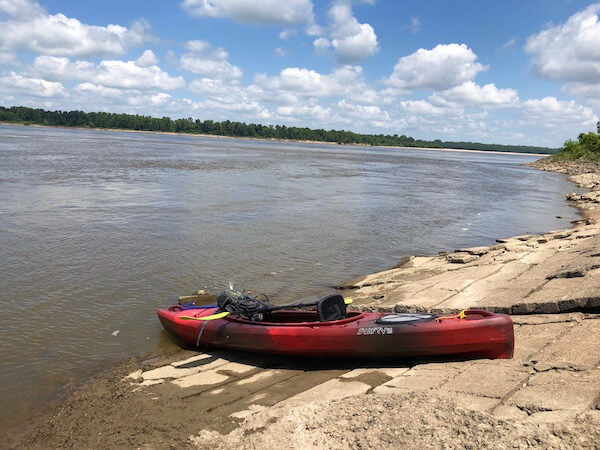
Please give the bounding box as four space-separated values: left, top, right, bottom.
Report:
1 0 599 147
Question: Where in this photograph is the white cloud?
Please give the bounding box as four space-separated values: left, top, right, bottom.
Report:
525 4 600 83
327 1 378 64
180 0 314 25
332 23 378 64
254 65 378 103
586 98 600 112
0 0 148 57
188 78 264 114
279 29 297 40
188 78 238 97
276 104 330 121
466 111 489 120
32 55 81 78
72 82 175 110
73 82 124 99
522 97 598 128
0 72 67 97
165 50 178 65
91 61 184 90
432 81 519 107
146 93 172 107
180 40 243 79
0 0 45 20
181 56 242 79
398 99 453 117
313 37 330 53
386 44 487 92
336 99 390 121
500 36 517 50
136 50 158 67
509 96 600 145
189 65 386 130
408 17 421 34
306 24 322 36
188 78 257 102
33 55 185 90
372 100 464 136
0 50 18 65
185 40 211 53
563 82 600 98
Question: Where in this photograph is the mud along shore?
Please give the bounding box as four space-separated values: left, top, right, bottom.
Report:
8 158 600 449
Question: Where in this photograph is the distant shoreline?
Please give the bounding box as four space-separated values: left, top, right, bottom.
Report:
0 121 551 157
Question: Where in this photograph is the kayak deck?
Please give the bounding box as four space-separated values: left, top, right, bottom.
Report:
158 306 514 359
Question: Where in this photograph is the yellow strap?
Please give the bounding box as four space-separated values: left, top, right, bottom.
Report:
435 310 466 321
180 311 230 321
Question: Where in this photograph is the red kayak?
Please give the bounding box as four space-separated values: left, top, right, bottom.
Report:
158 291 514 359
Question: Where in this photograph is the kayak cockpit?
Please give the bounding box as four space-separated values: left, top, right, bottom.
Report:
226 310 365 326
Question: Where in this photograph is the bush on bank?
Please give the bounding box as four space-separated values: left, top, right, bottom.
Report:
556 122 600 161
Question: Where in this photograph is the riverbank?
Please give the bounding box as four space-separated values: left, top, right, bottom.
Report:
8 157 600 449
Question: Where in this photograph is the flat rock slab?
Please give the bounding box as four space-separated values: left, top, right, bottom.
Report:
276 378 371 408
512 321 572 362
530 318 600 370
508 370 600 412
141 355 235 380
373 368 456 393
341 220 600 314
442 362 531 399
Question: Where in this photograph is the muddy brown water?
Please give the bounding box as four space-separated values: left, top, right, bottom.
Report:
0 124 578 437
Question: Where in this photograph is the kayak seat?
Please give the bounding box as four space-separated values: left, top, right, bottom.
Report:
317 294 347 322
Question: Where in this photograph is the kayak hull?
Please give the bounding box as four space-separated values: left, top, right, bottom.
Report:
157 307 514 359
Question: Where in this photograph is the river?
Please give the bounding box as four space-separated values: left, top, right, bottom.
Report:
0 124 578 435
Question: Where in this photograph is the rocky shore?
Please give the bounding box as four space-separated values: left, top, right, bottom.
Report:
335 171 600 316
9 157 600 449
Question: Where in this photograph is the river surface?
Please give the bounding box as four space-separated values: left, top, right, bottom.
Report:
0 124 578 435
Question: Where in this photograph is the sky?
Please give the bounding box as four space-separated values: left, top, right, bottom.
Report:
1 0 600 147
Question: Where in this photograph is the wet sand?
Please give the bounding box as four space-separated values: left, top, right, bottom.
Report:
6 157 600 449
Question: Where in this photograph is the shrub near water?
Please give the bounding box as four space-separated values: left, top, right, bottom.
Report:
556 122 600 161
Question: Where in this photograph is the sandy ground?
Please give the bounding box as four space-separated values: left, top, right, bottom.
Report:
11 311 600 449
194 392 600 450
6 157 600 449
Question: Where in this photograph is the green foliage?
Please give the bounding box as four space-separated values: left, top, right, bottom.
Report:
0 105 554 154
555 126 600 161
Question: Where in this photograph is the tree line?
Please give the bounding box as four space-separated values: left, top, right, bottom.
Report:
0 105 555 154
